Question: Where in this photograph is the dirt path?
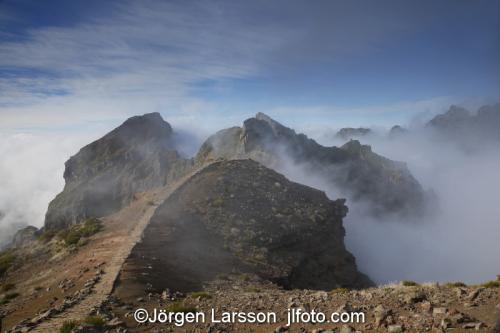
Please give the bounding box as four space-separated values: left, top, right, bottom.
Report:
30 165 209 332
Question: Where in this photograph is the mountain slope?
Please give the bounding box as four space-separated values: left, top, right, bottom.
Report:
115 159 371 300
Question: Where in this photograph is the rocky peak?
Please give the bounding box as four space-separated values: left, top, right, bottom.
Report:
427 105 471 128
197 114 428 217
45 113 192 230
10 225 38 248
336 127 372 140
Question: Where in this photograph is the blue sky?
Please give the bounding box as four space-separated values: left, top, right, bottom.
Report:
0 0 499 134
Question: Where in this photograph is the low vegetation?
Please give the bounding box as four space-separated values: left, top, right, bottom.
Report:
57 218 103 246
330 287 349 294
59 320 78 333
481 280 500 288
212 197 225 207
0 251 16 277
190 291 212 299
84 315 105 328
37 229 57 243
165 301 198 313
444 281 467 288
401 280 419 287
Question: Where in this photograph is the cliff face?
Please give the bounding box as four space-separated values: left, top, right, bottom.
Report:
120 159 372 293
44 113 192 229
196 113 428 217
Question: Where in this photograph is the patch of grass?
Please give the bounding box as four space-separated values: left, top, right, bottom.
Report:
212 197 224 207
401 280 419 287
84 315 105 328
60 320 78 333
444 281 467 288
330 287 349 294
238 273 251 282
166 301 198 313
244 287 261 293
481 280 500 288
1 283 16 292
57 218 103 246
0 251 16 277
38 229 57 243
190 291 212 299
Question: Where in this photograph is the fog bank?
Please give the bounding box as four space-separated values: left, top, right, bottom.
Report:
305 128 500 284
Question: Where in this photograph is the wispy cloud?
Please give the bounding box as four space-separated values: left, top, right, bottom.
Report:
0 1 291 128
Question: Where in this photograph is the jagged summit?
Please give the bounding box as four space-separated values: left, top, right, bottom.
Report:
197 113 428 217
45 113 192 229
106 112 173 145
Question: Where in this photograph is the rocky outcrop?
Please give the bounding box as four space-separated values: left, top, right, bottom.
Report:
336 127 372 140
196 113 428 216
120 159 372 292
44 112 192 229
388 125 408 137
10 225 38 248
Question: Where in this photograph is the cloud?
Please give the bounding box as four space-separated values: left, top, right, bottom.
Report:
0 1 291 129
0 131 99 246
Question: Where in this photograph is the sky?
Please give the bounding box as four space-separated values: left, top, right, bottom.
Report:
0 0 499 136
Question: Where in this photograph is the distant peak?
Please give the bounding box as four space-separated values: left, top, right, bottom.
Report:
112 112 173 142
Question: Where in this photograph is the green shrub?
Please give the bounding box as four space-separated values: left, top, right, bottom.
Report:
401 280 419 287
238 273 250 282
57 218 103 246
444 281 467 288
244 287 261 293
38 229 57 243
0 251 16 277
60 320 78 333
212 197 224 207
79 218 103 237
330 287 349 294
190 291 212 299
481 280 500 288
166 301 197 313
84 315 105 328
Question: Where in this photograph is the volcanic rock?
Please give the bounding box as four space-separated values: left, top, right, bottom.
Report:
118 159 372 294
44 112 192 229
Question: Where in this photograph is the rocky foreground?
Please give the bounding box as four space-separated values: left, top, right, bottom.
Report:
4 267 500 332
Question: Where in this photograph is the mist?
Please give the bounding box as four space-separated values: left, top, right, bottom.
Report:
0 132 98 247
296 126 500 285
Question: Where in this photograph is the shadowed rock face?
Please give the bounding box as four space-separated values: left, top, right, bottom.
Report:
119 159 372 293
45 112 192 229
196 113 428 217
